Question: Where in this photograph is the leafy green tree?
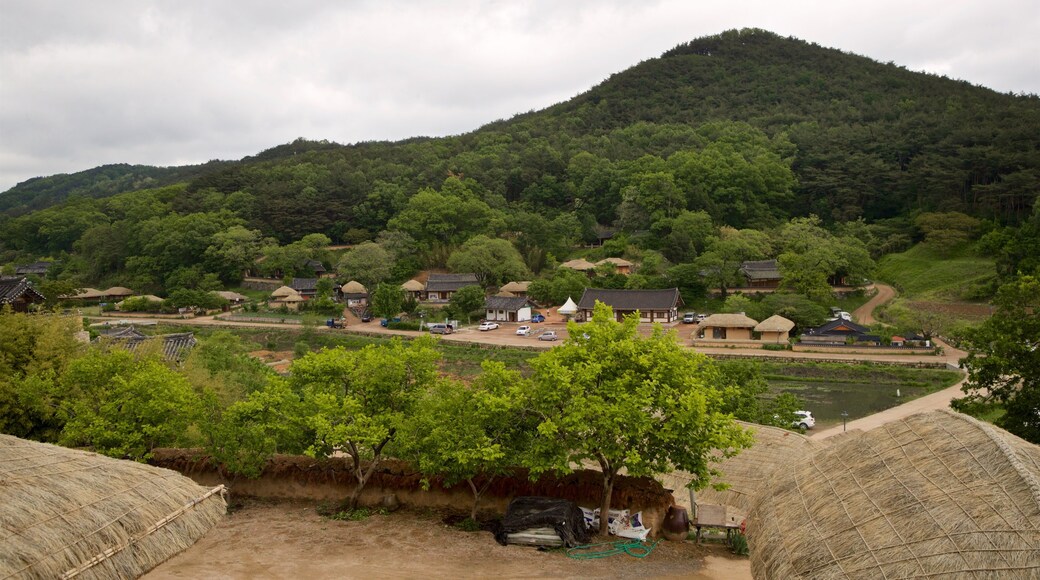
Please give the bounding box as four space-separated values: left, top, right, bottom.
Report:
694 228 772 297
954 276 1040 443
399 362 530 519
60 351 202 460
0 311 84 440
526 302 752 535
654 210 716 263
447 235 531 288
370 283 405 320
297 338 439 509
336 242 394 290
527 268 589 306
203 225 264 284
448 285 486 323
207 378 311 478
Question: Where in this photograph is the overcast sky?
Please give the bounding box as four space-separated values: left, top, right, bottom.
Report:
1 1 1038 193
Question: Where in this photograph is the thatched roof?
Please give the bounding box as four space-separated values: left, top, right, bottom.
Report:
494 290 516 297
280 293 306 302
213 290 248 302
596 257 634 267
699 312 759 328
0 434 225 579
747 410 1040 579
754 314 795 333
341 280 367 294
559 258 596 271
102 287 134 297
270 285 296 298
400 279 424 292
499 281 531 293
71 288 106 299
696 421 821 514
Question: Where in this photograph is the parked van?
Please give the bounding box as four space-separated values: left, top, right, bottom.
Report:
429 323 452 335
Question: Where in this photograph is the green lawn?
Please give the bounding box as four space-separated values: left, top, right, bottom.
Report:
876 244 996 300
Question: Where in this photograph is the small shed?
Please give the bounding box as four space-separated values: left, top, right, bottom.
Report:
499 281 531 297
341 280 368 307
400 279 424 300
214 291 248 303
595 258 634 275
697 313 759 340
485 296 536 322
559 259 597 273
754 315 795 343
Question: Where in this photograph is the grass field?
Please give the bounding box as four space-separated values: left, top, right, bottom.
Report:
876 243 996 300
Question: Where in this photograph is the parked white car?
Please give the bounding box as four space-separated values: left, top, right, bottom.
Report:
516 325 532 336
793 410 815 430
478 321 500 331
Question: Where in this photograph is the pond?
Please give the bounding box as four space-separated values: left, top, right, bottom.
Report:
767 379 936 429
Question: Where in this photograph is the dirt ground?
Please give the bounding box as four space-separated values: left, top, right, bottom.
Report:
146 499 751 579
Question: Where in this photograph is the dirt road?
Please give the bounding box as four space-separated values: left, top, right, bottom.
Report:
146 499 751 580
853 283 895 325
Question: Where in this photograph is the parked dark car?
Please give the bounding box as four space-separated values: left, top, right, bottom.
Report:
682 313 696 324
531 313 546 323
360 312 373 322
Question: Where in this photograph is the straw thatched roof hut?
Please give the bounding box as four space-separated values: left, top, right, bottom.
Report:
280 293 305 302
70 288 106 300
697 421 821 514
494 290 516 297
214 290 248 303
270 285 296 298
499 281 530 294
754 314 796 344
400 279 424 292
103 286 134 298
747 410 1040 579
341 280 367 295
559 258 597 272
0 434 225 579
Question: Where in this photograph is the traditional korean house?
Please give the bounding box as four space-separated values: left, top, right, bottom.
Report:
575 288 683 323
0 277 46 312
424 273 479 301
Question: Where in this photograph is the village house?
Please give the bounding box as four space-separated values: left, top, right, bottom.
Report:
340 280 368 307
595 258 634 275
559 259 597 275
800 318 881 346
754 315 796 343
0 277 46 312
99 326 197 361
499 281 531 298
696 312 759 340
740 259 782 289
15 261 54 277
575 288 683 323
424 273 479 301
400 279 424 300
484 296 537 322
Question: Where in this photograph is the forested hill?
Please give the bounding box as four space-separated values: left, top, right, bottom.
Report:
3 29 1038 240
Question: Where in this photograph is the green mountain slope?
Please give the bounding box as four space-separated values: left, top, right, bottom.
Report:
3 29 1038 239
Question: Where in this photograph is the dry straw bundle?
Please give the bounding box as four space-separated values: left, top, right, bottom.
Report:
697 421 822 514
747 410 1040 579
0 435 225 579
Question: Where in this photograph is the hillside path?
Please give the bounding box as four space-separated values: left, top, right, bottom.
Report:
853 283 896 325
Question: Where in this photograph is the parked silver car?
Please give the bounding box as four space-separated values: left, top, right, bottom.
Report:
538 331 558 341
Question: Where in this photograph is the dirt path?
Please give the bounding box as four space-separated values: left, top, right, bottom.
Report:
146 500 751 579
853 283 895 325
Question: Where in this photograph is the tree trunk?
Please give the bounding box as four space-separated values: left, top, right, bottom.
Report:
467 477 494 522
598 461 615 536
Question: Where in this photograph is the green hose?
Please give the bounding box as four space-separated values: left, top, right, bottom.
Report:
567 538 661 560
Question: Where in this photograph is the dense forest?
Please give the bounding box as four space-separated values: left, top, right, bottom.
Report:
1 29 1038 302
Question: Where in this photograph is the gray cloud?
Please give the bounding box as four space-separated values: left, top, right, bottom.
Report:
2 0 1038 192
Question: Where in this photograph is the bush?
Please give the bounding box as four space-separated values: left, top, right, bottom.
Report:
762 343 788 351
730 531 749 556
387 320 423 331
